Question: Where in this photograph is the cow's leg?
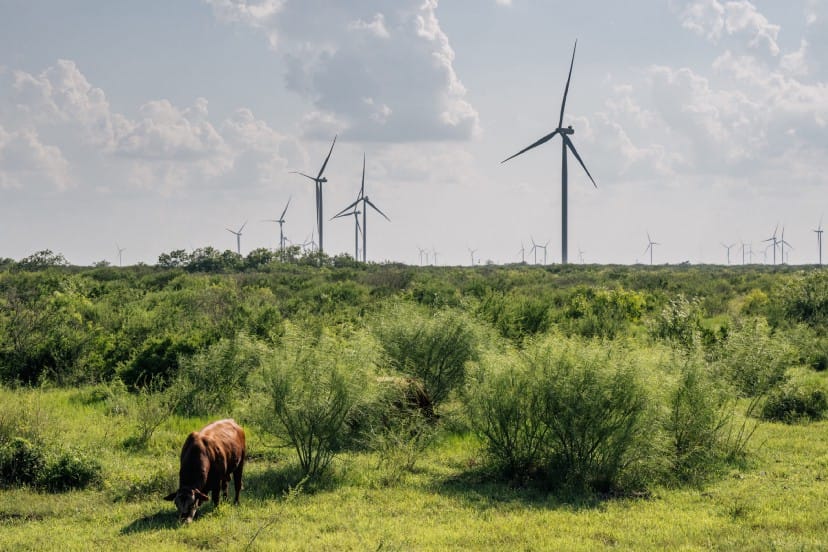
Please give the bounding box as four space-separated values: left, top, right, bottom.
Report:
211 482 221 506
233 463 244 505
221 477 229 501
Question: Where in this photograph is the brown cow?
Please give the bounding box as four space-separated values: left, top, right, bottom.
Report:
164 419 246 524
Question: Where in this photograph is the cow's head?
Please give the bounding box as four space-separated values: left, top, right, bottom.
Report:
164 488 209 523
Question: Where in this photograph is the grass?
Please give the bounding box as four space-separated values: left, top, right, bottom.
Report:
1 386 827 551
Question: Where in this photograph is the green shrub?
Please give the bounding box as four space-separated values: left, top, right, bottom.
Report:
648 295 703 350
465 353 547 477
257 324 376 478
779 271 828 329
0 438 45 488
375 304 478 406
664 358 730 483
560 287 645 339
478 291 551 341
170 333 266 417
38 450 102 491
715 317 792 397
117 334 201 389
761 376 828 423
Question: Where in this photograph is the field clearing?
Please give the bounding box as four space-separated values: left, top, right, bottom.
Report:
1 386 826 551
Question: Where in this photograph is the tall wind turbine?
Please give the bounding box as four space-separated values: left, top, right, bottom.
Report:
226 221 247 255
518 242 526 264
721 242 735 265
539 241 550 265
468 248 477 266
291 135 336 255
578 247 585 264
763 224 779 265
332 154 390 263
116 244 126 267
334 207 361 260
644 232 659 265
780 227 792 264
815 217 824 266
264 197 291 257
530 237 539 265
432 248 439 266
501 40 597 265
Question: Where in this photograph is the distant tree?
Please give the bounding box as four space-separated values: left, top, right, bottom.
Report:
245 248 277 270
157 249 190 268
15 250 69 271
185 247 224 272
92 260 111 268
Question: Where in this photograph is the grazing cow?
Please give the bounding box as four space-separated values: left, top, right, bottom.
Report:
164 419 246 524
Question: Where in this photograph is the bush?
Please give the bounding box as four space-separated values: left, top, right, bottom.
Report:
648 295 703 351
560 287 645 339
664 358 730 483
478 291 551 341
117 334 201 389
715 317 792 397
257 324 376 478
0 438 45 488
761 375 828 423
170 333 267 417
38 450 102 491
375 304 478 406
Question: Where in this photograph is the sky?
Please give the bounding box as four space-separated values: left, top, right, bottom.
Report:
0 0 826 266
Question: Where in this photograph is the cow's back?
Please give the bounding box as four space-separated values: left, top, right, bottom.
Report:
199 419 245 480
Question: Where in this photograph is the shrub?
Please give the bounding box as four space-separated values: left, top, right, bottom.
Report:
761 375 828 423
664 358 730 483
478 291 551 341
0 438 45 488
648 295 703 350
715 317 792 397
375 304 478 406
170 333 267 417
560 287 645 339
465 353 547 478
779 271 828 329
258 324 376 478
38 450 102 491
117 334 201 389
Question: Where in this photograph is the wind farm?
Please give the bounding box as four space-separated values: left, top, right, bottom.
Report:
2 4 828 550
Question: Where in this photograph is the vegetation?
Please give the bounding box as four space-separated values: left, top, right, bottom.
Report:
0 253 826 549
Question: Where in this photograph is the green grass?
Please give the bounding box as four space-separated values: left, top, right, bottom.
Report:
1 386 827 551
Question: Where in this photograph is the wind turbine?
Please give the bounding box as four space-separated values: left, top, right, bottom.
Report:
432 248 439 266
501 40 597 265
468 248 477 266
226 221 247 255
334 206 361 260
539 241 550 265
264 197 291 257
780 227 793 264
116 244 126 267
332 154 390 263
815 217 824 266
721 242 735 265
644 232 659 265
763 224 779 265
530 237 539 265
578 247 585 264
291 135 336 255
417 247 427 266
517 242 526 264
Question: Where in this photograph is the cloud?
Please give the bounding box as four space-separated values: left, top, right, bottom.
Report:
1 61 298 196
0 125 70 190
672 0 780 55
205 0 480 142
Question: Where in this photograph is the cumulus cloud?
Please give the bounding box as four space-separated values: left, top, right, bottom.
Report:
0 61 297 196
205 0 480 142
0 125 70 190
672 0 780 55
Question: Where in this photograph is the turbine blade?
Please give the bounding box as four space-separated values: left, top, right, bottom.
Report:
558 39 577 129
332 199 361 219
291 171 318 182
317 135 337 179
366 198 390 221
564 136 597 187
501 130 560 164
280 196 291 220
360 153 366 199
238 221 247 233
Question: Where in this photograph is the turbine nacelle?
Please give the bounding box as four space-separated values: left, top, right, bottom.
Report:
559 125 574 135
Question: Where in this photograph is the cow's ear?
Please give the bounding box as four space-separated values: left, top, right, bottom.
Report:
195 489 209 502
163 492 177 501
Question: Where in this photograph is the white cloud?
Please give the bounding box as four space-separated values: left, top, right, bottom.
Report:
0 125 70 190
780 40 809 77
205 0 480 142
673 0 780 55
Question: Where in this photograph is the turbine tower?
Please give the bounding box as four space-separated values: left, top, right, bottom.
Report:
518 242 526 264
530 237 539 265
501 40 597 265
332 154 390 263
264 197 291 258
116 244 126 267
291 135 336 255
468 248 477 266
644 232 659 265
780 227 792 264
226 221 247 255
721 242 735 265
763 225 779 265
815 217 824 266
334 207 361 260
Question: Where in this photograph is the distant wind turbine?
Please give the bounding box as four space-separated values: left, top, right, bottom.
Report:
501 40 597 265
264 196 291 258
780 227 792 264
578 247 585 264
518 242 526 264
721 242 735 265
417 247 427 266
334 207 361 260
226 221 247 255
644 232 659 265
116 244 126 267
332 154 390 262
432 248 439 266
468 248 477 266
291 135 336 255
530 237 539 265
763 224 779 265
815 217 824 266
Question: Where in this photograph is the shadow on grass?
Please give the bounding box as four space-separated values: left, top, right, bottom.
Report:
241 458 340 501
120 509 180 534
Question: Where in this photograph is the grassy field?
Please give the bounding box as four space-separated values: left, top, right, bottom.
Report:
1 385 826 551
